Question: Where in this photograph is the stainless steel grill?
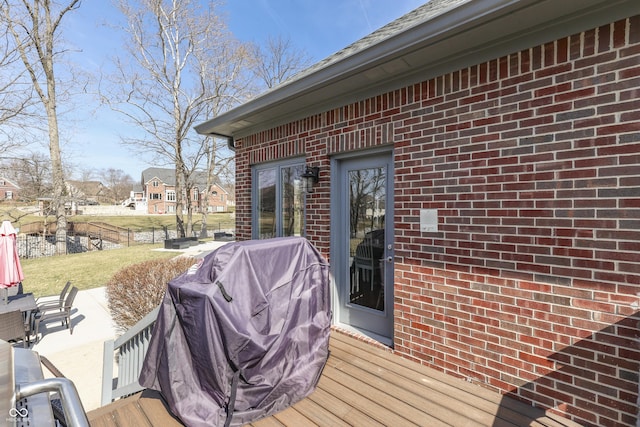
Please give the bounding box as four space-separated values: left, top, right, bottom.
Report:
2 340 89 427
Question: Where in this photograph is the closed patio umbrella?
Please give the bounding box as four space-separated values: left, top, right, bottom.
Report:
0 220 24 303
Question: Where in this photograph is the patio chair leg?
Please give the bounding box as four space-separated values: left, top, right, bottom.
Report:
33 317 45 344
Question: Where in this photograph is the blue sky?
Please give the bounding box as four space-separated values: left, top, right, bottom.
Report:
62 0 426 180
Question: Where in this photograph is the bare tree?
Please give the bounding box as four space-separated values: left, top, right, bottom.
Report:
250 35 312 89
349 168 385 238
104 0 251 238
195 35 309 237
3 153 52 201
197 35 309 238
99 168 134 204
197 135 234 237
77 168 96 183
2 0 81 254
0 14 36 154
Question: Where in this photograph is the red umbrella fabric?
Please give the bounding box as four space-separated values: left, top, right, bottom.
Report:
0 220 24 289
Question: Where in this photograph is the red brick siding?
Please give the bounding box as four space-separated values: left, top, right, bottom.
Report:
234 17 640 427
146 184 166 214
0 179 19 200
204 184 228 212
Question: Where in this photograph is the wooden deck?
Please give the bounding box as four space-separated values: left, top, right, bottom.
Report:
87 331 582 427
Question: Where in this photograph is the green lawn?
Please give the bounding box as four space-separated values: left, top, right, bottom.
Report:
21 243 182 298
4 211 235 297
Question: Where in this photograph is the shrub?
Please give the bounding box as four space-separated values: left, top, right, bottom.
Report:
106 256 197 332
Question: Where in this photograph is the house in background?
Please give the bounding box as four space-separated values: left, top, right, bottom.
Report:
0 177 20 201
196 0 640 425
138 167 231 215
122 183 147 211
66 180 106 205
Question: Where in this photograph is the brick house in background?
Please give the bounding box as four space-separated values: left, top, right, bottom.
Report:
196 0 640 425
0 177 20 201
140 167 230 214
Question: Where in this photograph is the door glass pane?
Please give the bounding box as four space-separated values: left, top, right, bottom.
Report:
349 167 386 311
257 168 276 239
281 165 304 237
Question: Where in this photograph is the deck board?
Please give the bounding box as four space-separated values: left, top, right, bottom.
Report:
111 401 152 427
137 390 184 427
271 406 316 426
87 415 117 427
306 387 385 427
289 397 351 427
88 331 582 427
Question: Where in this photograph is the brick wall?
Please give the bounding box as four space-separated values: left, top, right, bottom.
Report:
234 16 640 426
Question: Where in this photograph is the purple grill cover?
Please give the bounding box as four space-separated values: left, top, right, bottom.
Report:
139 237 331 426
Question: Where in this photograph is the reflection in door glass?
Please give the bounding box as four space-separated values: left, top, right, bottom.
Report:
257 169 276 239
348 168 385 311
281 165 304 237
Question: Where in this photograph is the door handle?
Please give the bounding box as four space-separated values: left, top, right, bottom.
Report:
386 256 393 262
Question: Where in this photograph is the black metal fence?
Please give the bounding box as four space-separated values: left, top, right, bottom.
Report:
16 225 235 259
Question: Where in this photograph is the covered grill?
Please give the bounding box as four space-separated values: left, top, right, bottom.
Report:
139 237 331 427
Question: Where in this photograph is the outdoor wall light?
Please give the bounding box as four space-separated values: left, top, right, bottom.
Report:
301 166 320 193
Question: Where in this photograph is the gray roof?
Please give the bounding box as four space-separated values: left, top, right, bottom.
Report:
282 0 470 86
195 0 638 139
142 168 176 186
141 167 227 193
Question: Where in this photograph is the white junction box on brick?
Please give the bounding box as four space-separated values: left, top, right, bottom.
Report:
420 209 438 233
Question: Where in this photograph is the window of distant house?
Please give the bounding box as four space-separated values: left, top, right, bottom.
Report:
0 180 5 185
150 193 162 200
152 180 159 187
5 191 12 200
166 190 176 202
252 160 305 239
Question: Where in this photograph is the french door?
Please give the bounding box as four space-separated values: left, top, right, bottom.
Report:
332 152 394 343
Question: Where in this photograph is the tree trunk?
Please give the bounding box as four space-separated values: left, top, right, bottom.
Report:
44 43 67 255
199 184 210 239
199 211 208 238
175 155 186 238
3 0 77 256
186 193 193 238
